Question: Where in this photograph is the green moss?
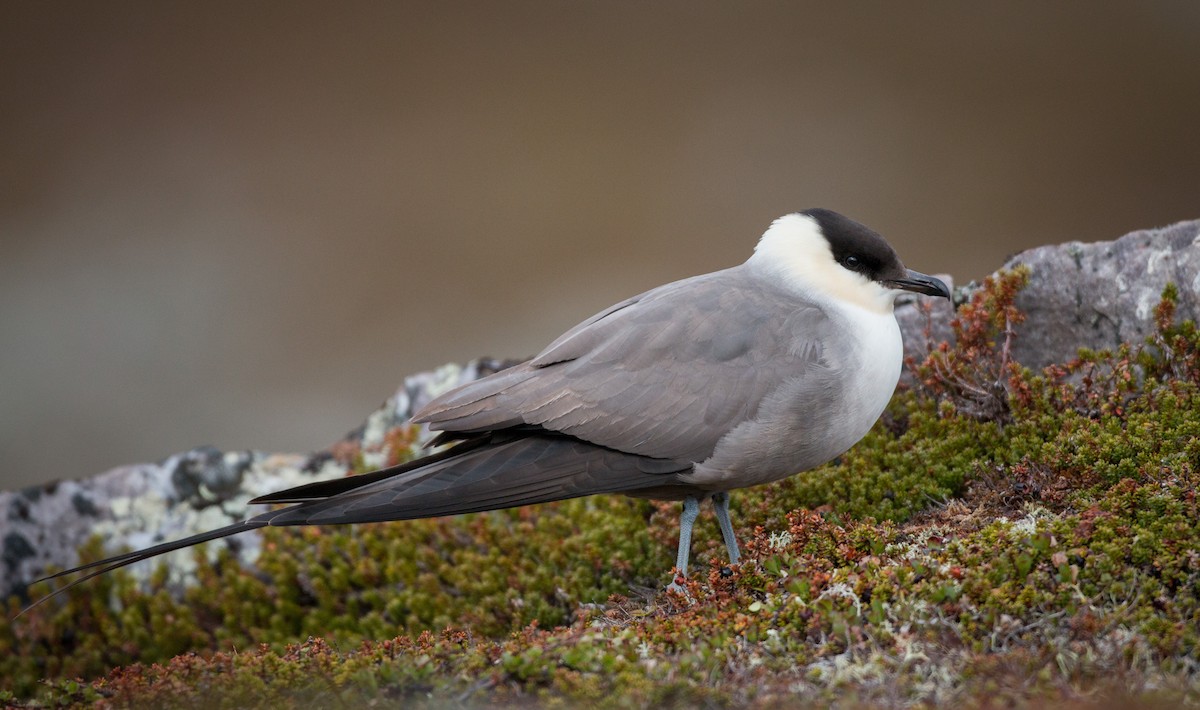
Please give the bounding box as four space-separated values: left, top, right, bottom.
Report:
3 277 1200 707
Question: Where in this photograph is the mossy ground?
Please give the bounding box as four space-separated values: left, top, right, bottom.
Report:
3 273 1198 708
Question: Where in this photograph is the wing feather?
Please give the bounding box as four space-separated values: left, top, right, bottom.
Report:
266 435 689 525
415 265 836 462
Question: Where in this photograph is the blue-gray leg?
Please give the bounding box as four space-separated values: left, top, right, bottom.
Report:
712 491 740 565
668 496 701 592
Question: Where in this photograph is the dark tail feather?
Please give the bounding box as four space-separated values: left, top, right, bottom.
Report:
15 433 686 619
250 438 490 504
266 434 689 526
15 520 266 618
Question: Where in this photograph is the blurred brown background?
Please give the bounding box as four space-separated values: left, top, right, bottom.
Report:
2 1 1198 490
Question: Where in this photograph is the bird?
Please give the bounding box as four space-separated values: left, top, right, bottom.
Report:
23 208 949 612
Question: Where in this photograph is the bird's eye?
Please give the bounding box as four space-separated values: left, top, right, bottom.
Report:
843 255 862 270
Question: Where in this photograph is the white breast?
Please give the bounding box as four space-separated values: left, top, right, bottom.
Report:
834 302 904 441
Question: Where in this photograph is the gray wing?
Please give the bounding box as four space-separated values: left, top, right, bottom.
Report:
415 265 836 462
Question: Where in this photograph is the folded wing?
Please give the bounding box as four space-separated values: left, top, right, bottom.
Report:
416 266 834 462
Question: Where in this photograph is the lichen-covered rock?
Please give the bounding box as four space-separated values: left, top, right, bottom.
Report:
0 358 518 601
1004 219 1200 368
0 450 330 603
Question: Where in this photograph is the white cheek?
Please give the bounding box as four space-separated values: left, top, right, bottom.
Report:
747 215 897 314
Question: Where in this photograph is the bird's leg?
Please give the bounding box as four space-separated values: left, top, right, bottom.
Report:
668 495 701 592
712 491 740 565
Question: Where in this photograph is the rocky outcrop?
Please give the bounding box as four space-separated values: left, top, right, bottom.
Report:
0 358 517 601
1004 220 1200 369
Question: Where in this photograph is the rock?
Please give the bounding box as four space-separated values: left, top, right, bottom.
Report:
0 451 323 602
891 219 1200 374
0 358 518 601
1004 219 1200 370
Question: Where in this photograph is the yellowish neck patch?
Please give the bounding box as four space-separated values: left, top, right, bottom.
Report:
747 214 896 315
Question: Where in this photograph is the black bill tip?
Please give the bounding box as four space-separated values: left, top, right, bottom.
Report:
886 269 950 299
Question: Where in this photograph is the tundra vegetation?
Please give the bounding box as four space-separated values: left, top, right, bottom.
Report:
3 267 1198 708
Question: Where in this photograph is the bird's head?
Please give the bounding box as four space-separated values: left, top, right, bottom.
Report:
748 208 950 313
